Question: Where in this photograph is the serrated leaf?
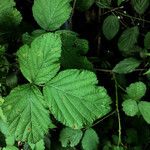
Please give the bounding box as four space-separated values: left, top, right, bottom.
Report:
132 0 149 14
76 0 95 11
113 58 141 74
96 0 111 8
118 26 139 54
144 32 150 49
59 127 83 147
138 101 150 124
102 15 120 40
126 82 146 100
29 139 45 150
2 84 51 143
32 0 72 31
43 69 111 129
17 33 61 85
122 99 139 117
58 30 93 70
82 128 99 150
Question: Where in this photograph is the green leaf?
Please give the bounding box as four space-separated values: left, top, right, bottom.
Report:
122 99 139 117
29 140 45 150
81 128 99 150
59 127 83 147
132 0 149 14
2 146 18 150
118 26 139 54
126 82 146 101
76 0 95 11
113 58 141 74
112 146 124 150
144 69 150 75
102 15 120 40
32 0 72 31
138 101 150 124
117 0 126 6
144 32 150 49
96 0 111 8
57 30 93 70
2 84 51 143
17 33 61 85
43 69 111 129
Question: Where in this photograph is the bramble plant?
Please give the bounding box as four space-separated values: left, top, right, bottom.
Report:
0 0 150 150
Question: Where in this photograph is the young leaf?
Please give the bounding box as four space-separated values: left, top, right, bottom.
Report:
131 0 149 15
76 0 95 11
2 84 51 143
59 127 83 147
43 69 111 129
126 82 146 101
118 27 139 54
113 58 141 74
144 32 150 49
96 0 111 8
122 99 139 117
102 15 120 40
138 101 150 124
32 0 72 31
81 128 99 150
17 33 61 85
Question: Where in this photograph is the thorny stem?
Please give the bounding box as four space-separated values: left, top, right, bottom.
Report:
113 73 122 146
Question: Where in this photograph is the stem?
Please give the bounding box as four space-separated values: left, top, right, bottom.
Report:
113 73 122 146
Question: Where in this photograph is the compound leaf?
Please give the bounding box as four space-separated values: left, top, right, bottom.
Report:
102 15 120 40
113 58 141 74
59 127 83 147
43 69 111 129
132 0 149 14
138 101 150 124
122 99 139 117
118 26 139 54
32 0 72 31
17 33 61 85
81 128 99 150
126 82 146 101
2 84 51 143
144 32 150 49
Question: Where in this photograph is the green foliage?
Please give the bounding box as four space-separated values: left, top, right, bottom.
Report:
102 15 120 40
96 0 111 8
144 32 150 49
32 0 72 31
81 128 99 150
2 146 18 150
113 58 141 74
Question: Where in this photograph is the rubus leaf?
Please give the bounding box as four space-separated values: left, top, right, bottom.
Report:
76 0 95 11
113 58 141 74
59 127 83 147
2 84 51 143
43 69 111 129
126 82 146 101
102 15 120 40
81 128 99 150
118 26 139 54
32 0 72 31
131 0 149 14
17 33 61 85
122 99 139 117
138 101 150 124
29 139 45 150
144 32 150 49
96 0 111 8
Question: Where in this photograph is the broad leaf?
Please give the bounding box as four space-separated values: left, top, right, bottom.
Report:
144 32 150 49
76 0 95 11
122 99 139 117
81 128 99 150
59 127 83 147
113 58 141 74
43 69 111 129
2 84 51 143
2 146 18 150
29 140 45 150
126 82 146 101
17 33 61 85
32 0 72 31
96 0 111 8
102 15 120 40
138 101 150 124
132 0 149 14
118 27 139 54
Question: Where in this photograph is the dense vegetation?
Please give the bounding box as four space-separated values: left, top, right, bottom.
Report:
0 0 150 149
